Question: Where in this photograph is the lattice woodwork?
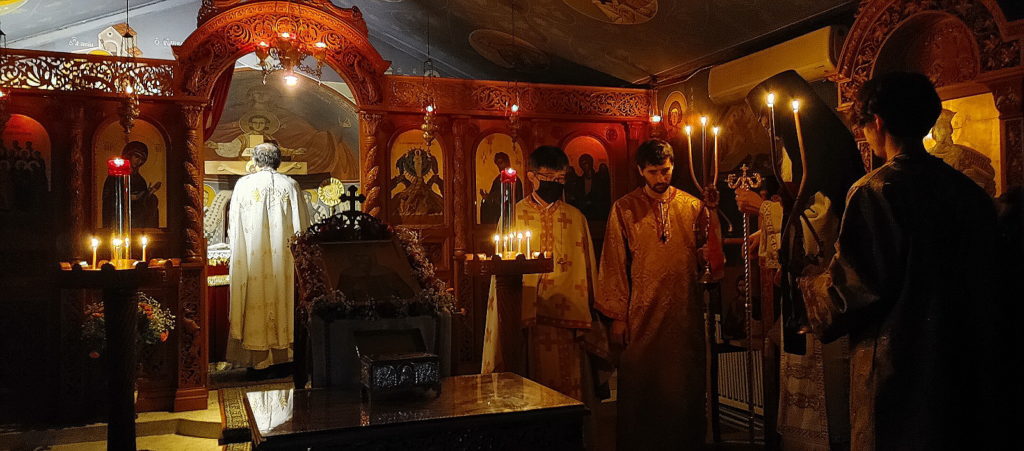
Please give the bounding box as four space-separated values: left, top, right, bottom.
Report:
0 49 175 96
381 76 649 119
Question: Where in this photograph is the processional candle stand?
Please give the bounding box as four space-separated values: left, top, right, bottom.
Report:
460 167 552 377
56 156 175 451
727 164 763 444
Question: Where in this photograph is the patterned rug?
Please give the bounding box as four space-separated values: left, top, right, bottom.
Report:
217 382 293 445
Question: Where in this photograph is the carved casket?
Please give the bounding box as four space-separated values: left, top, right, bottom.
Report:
354 329 441 401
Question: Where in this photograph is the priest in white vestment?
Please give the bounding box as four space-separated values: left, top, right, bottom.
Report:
228 142 310 369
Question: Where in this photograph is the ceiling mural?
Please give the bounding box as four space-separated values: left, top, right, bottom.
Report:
2 0 859 86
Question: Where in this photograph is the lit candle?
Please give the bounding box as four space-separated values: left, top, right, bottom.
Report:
141 236 149 262
525 230 532 258
112 237 123 264
792 99 809 191
766 92 775 108
517 232 524 257
91 237 99 268
493 234 500 256
124 237 130 262
700 116 708 185
684 125 700 189
712 126 721 185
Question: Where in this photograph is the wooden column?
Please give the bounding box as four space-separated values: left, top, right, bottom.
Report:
66 103 87 257
988 77 1024 190
359 111 385 218
175 104 208 411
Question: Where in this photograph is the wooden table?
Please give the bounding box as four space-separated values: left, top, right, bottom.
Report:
243 372 585 450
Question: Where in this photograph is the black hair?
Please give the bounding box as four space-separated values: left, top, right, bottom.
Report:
634 139 674 168
852 71 941 146
528 145 569 171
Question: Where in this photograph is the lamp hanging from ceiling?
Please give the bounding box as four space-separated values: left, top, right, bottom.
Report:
506 0 522 144
648 76 662 131
117 0 140 140
254 1 329 86
420 14 438 147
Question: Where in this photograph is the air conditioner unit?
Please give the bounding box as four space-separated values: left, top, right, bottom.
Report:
708 26 846 104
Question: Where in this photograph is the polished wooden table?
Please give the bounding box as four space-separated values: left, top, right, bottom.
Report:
243 373 585 450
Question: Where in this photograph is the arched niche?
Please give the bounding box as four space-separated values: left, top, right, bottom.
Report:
0 114 51 213
474 132 525 225
92 118 170 229
835 0 1024 190
562 134 612 221
388 129 445 225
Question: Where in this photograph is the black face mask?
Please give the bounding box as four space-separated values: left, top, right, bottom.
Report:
535 181 565 203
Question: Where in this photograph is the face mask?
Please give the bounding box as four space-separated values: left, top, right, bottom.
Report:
535 181 565 203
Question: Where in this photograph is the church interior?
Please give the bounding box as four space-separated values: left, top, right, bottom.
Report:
1 0 1022 450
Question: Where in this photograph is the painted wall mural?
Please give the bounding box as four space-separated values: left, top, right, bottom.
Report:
93 119 168 229
564 135 611 220
0 114 51 214
205 69 360 180
389 129 445 224
474 133 524 225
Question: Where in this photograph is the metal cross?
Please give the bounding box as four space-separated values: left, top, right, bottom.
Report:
339 185 365 212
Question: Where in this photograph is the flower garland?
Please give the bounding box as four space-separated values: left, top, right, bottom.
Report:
291 225 456 322
82 292 176 359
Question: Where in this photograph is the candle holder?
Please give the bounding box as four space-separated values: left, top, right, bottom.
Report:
55 259 178 451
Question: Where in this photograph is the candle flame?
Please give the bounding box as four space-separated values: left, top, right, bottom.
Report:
425 104 434 113
712 126 720 136
91 238 100 248
517 233 524 239
650 114 662 124
766 92 775 107
493 234 500 242
280 32 291 38
791 99 800 113
314 42 327 48
511 103 520 113
700 116 708 126
113 157 126 167
141 236 149 246
284 74 298 86
684 125 692 135
112 238 123 247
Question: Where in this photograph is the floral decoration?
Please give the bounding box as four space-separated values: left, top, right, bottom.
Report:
82 292 176 359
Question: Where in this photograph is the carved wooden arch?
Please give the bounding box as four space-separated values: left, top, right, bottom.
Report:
173 0 389 105
835 0 1022 108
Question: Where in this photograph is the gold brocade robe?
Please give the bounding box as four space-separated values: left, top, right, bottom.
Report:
597 186 723 450
481 195 608 400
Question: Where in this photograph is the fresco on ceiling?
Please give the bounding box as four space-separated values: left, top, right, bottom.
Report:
562 0 658 24
0 115 50 214
475 133 524 225
564 135 611 220
206 69 359 180
389 130 444 224
93 119 167 229
468 29 550 72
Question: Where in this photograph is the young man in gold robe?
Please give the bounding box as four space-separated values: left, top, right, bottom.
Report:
597 139 724 450
481 145 609 402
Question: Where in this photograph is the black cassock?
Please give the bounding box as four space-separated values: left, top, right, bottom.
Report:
800 151 1008 450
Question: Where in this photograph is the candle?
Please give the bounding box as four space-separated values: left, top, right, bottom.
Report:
792 100 809 192
700 116 708 185
525 230 532 258
124 237 130 262
141 236 149 262
493 234 500 256
684 125 700 189
517 232 524 256
766 92 775 108
712 126 721 185
91 237 99 268
112 237 123 264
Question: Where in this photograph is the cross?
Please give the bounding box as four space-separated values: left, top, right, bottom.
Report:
540 275 557 291
557 213 572 230
573 280 587 296
557 257 573 272
339 185 365 212
551 298 573 319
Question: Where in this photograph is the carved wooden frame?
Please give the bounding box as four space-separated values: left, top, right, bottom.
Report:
834 0 1024 187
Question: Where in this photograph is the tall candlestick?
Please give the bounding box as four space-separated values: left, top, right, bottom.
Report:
141 236 149 262
525 230 532 258
91 237 99 268
517 232 524 256
684 125 700 190
792 100 809 194
112 237 123 264
494 234 500 256
712 126 721 186
124 237 130 262
700 116 708 186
